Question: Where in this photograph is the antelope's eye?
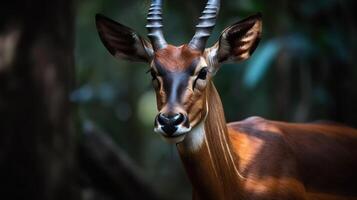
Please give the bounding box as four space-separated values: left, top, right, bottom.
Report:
197 67 208 80
193 67 208 90
147 69 157 80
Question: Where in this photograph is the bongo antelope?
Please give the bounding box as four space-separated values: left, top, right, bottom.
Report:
95 0 357 199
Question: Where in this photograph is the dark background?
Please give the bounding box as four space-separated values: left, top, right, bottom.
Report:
1 0 356 199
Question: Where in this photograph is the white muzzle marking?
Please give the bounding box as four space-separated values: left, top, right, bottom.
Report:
154 124 192 144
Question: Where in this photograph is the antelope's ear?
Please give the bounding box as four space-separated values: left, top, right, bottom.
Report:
206 13 262 65
95 14 154 62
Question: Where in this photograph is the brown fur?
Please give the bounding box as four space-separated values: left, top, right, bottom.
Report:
150 37 357 200
152 44 206 127
178 81 357 200
178 82 242 200
154 45 201 71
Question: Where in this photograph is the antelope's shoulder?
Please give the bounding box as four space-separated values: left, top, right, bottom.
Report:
227 117 305 198
227 116 290 153
227 116 295 170
227 116 283 136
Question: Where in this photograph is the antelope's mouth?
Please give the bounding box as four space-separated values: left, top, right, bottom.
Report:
161 132 187 144
154 125 192 143
154 114 192 144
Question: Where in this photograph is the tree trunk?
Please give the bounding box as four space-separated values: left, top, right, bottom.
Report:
0 1 78 200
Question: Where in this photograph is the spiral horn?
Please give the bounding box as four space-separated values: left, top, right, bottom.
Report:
188 0 220 51
146 0 167 51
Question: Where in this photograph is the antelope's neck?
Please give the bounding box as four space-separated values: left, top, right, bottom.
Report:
177 82 242 199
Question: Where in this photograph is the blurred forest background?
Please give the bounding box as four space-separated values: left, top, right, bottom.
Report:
1 0 357 200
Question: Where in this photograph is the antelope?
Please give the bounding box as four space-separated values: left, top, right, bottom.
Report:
95 0 357 199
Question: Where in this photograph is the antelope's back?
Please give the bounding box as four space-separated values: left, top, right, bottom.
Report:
228 116 357 198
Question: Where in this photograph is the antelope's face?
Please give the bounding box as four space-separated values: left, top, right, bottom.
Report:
150 46 210 142
96 0 262 143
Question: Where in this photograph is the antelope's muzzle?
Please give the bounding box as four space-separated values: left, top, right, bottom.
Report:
154 112 191 142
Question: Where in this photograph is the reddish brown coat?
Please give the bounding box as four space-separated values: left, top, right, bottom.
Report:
178 82 357 200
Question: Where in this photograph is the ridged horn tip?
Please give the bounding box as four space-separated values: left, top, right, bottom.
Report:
189 0 221 51
146 0 167 50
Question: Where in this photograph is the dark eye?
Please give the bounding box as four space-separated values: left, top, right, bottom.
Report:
193 67 208 90
147 68 157 80
197 67 208 80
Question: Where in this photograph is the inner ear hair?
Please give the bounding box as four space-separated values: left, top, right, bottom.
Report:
216 13 262 63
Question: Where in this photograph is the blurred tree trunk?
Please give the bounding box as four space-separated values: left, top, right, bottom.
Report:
0 1 78 200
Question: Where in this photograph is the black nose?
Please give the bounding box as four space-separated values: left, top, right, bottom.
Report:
158 113 185 126
157 113 185 135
